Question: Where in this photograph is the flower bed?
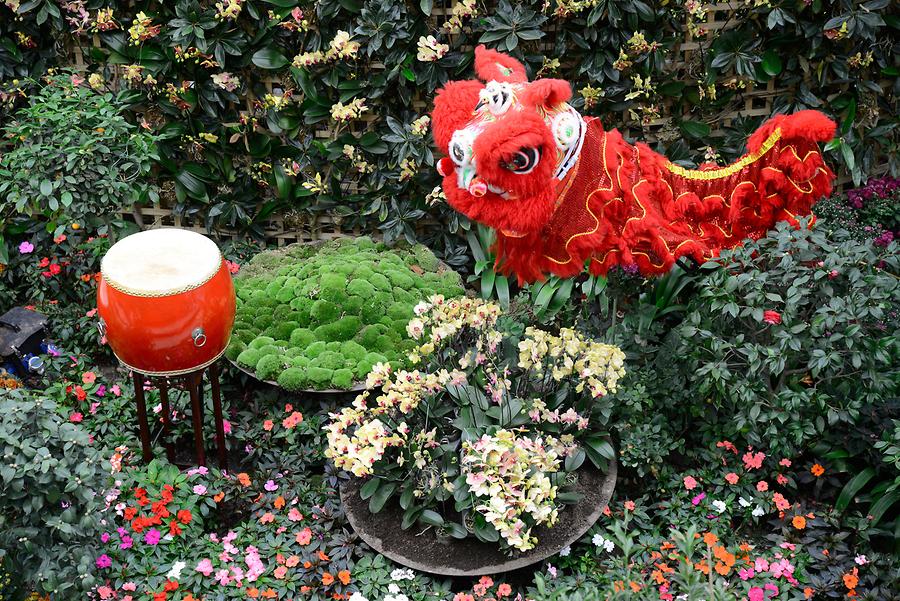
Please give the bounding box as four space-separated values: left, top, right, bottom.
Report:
327 297 624 555
227 237 463 391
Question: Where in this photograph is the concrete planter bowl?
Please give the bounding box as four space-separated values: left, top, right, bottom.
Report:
341 457 617 576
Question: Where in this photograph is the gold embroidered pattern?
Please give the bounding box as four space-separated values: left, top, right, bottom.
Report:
665 128 782 180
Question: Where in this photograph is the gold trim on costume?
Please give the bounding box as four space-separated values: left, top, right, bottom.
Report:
665 128 782 180
101 256 224 298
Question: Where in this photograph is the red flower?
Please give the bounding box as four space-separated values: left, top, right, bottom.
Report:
151 501 170 518
176 509 192 524
49 263 61 275
39 257 50 267
168 520 182 536
163 580 179 592
74 386 87 401
762 310 781 325
123 507 137 520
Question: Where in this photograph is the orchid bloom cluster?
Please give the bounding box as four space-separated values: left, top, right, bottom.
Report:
517 327 626 398
462 430 565 551
324 365 463 477
292 30 360 68
330 98 368 123
406 295 503 361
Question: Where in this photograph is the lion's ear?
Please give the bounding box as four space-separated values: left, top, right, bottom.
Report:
474 45 528 83
521 79 572 109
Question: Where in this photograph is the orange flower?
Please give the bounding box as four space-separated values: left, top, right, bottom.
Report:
318 550 330 562
247 589 259 599
261 590 277 599
811 463 825 477
703 532 718 546
803 587 814 599
792 515 807 530
322 572 334 586
843 568 859 590
338 570 351 585
237 472 252 487
274 496 286 509
629 581 640 592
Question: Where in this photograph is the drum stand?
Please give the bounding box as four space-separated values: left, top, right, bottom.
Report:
132 361 228 469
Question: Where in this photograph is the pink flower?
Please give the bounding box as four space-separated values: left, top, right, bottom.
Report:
226 260 240 274
764 583 779 597
18 241 34 254
274 565 287 579
97 586 113 599
82 371 97 385
193 484 207 495
776 474 788 485
748 587 764 601
742 451 765 470
754 558 770 572
196 558 214 576
95 554 112 568
497 583 512 597
725 472 739 484
122 582 137 592
264 479 278 492
756 481 769 492
295 527 312 545
779 458 791 467
683 476 698 490
624 500 635 511
111 384 121 396
215 569 231 585
69 412 83 423
738 567 755 580
773 492 790 511
223 419 232 434
288 508 303 522
762 310 781 325
144 528 161 545
855 554 868 565
691 492 706 505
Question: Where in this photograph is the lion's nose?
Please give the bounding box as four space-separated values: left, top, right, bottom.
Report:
468 177 487 197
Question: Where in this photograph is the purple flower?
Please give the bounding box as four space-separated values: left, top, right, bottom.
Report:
18 241 34 254
96 554 112 569
144 528 161 546
264 480 278 492
691 492 706 506
120 534 133 550
100 532 110 543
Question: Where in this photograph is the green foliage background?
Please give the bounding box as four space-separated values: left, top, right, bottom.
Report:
0 0 897 263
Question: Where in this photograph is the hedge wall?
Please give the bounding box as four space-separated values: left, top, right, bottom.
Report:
0 0 897 262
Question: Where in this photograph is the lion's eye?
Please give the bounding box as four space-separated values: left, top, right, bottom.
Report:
503 147 541 174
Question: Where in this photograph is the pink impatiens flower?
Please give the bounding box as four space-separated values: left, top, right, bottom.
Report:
144 528 161 545
757 481 769 492
725 472 739 484
683 476 698 490
196 558 214 576
691 492 705 506
742 451 765 470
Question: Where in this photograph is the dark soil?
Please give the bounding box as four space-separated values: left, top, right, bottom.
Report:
341 458 617 576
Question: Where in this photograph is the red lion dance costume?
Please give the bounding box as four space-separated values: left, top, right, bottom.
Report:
431 46 836 282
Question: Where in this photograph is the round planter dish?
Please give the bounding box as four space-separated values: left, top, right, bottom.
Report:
341 457 617 576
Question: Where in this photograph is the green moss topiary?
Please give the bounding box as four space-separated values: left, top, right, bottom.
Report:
331 368 354 389
249 336 276 349
236 348 261 368
256 354 284 381
232 237 462 389
225 340 246 361
289 328 316 349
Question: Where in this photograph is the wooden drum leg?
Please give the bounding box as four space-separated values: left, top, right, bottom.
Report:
158 378 175 464
188 371 207 466
133 372 153 463
209 362 228 469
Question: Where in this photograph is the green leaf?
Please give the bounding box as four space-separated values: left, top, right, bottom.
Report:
419 509 444 527
420 0 433 15
869 491 900 527
359 478 381 500
835 468 874 513
40 179 53 196
761 50 782 76
680 120 711 139
251 47 289 70
368 482 396 513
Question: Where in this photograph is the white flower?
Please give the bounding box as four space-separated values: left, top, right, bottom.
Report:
349 594 369 601
166 560 186 579
390 568 415 581
388 583 401 594
854 554 868 565
559 545 571 557
385 596 409 601
752 505 765 517
738 496 751 508
712 500 727 513
592 533 614 553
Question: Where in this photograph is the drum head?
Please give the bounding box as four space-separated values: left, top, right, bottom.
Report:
102 229 222 297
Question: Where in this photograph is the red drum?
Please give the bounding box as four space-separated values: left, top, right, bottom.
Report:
97 229 236 376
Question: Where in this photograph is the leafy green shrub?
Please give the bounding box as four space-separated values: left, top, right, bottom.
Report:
232 237 462 389
676 222 899 456
0 73 158 243
0 391 110 596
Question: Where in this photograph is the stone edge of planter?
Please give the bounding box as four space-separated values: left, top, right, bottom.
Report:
341 456 618 576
